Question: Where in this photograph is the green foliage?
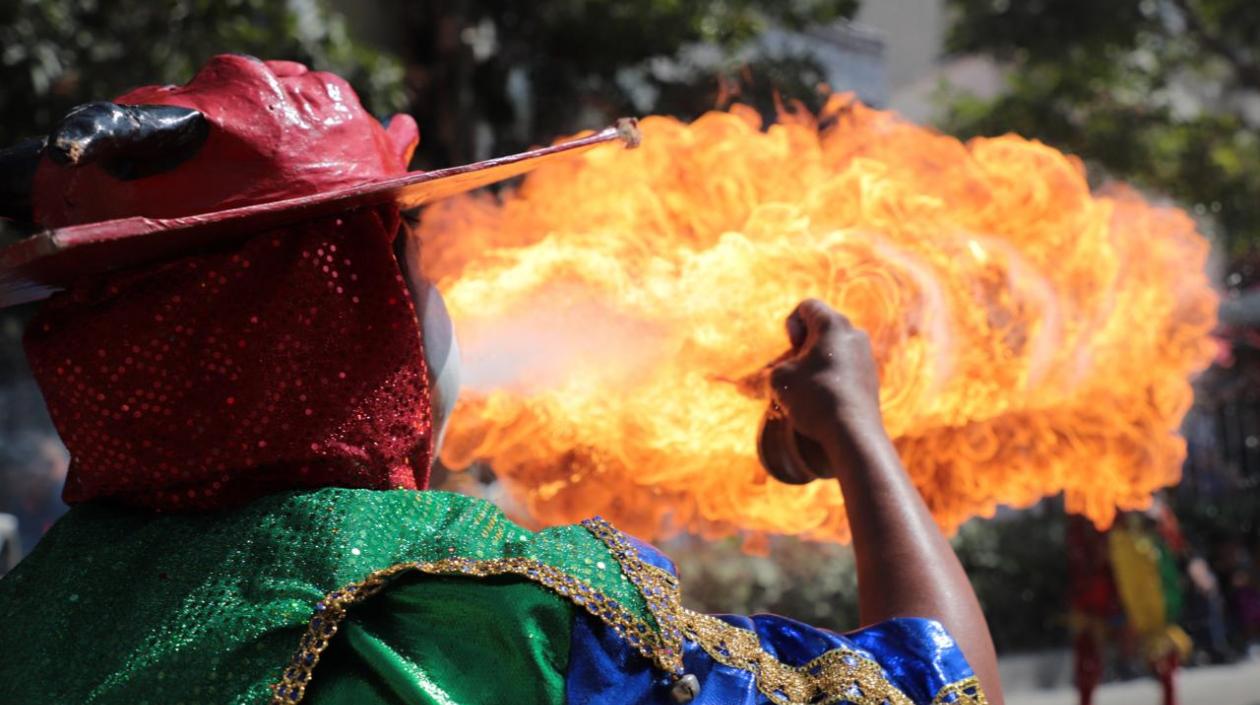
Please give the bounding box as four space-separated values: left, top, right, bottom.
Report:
0 0 406 145
0 0 859 166
371 0 858 166
952 506 1068 652
447 0 857 74
940 0 1260 259
670 505 1069 653
671 535 861 632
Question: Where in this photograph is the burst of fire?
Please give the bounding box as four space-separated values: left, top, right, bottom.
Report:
417 95 1218 544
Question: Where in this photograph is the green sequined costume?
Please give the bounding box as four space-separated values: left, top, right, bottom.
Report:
0 488 987 705
0 489 641 705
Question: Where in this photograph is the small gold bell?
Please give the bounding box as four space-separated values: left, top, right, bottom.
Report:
669 673 701 704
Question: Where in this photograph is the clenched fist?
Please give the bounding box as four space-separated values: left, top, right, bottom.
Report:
765 299 888 479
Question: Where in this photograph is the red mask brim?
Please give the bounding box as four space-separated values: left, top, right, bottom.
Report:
0 120 639 307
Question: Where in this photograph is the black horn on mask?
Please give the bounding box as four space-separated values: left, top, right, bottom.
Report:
0 103 209 225
44 102 209 181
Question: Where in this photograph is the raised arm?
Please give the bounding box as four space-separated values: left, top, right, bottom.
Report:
769 299 1005 705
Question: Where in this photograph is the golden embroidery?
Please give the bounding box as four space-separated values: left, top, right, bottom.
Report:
680 609 914 705
930 676 989 705
584 516 916 705
581 517 687 674
274 517 948 705
270 555 659 704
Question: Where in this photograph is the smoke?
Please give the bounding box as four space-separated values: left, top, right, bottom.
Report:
455 284 670 394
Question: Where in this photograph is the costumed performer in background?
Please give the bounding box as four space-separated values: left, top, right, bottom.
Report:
0 55 1002 705
1108 509 1192 705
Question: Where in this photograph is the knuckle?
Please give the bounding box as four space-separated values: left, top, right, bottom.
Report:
800 300 833 330
800 298 852 332
801 298 830 319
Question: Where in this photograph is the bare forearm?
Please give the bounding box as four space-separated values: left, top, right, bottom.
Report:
825 425 1004 704
764 299 1003 701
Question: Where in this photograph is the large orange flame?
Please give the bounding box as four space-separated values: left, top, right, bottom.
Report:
417 96 1218 544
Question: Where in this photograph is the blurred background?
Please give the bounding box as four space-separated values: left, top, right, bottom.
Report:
2 1 1259 702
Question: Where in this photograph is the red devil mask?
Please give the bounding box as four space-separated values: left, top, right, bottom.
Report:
24 56 435 510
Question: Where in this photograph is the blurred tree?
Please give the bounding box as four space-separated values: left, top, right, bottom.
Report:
0 0 863 173
672 535 861 633
941 0 1260 263
0 0 407 147
943 1 1260 657
671 507 1068 653
364 0 858 166
952 505 1069 652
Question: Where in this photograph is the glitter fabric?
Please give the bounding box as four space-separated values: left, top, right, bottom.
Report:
273 510 982 705
21 55 434 510
303 577 573 705
580 519 982 705
26 208 433 509
271 520 667 703
0 487 986 705
0 489 646 705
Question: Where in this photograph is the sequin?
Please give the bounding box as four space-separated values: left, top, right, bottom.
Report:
0 489 647 705
583 517 938 705
283 511 949 705
930 676 988 705
2 488 986 705
271 554 662 704
24 208 434 511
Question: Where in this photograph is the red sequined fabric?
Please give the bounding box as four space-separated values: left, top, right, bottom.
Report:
24 56 433 510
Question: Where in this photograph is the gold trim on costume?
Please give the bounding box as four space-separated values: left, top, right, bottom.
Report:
269 555 660 704
680 609 915 705
930 676 989 705
583 517 918 705
273 517 983 705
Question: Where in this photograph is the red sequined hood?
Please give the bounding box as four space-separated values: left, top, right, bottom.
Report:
24 55 435 510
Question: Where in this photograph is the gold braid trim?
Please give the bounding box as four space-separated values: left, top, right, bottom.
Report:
583 517 916 705
930 676 989 705
581 518 687 673
680 609 914 705
273 517 959 705
270 555 661 704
